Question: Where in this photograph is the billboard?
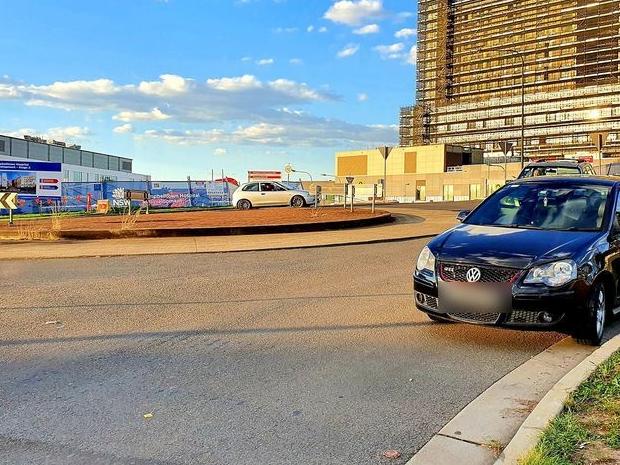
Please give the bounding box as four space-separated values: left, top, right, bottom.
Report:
0 160 62 197
248 170 281 182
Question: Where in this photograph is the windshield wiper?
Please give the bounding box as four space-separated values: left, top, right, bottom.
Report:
502 223 543 230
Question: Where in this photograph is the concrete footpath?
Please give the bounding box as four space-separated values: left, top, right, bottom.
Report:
0 207 457 260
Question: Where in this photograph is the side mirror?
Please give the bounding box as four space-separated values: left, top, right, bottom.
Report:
456 210 471 222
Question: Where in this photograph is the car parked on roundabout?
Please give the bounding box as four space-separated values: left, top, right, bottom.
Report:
414 176 620 345
517 160 595 178
233 181 316 210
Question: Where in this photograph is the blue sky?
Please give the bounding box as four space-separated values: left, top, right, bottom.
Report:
0 0 417 181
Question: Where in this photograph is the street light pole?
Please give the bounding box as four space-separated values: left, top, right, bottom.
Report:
291 169 313 182
478 47 526 168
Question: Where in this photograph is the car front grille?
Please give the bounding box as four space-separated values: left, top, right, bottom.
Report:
506 310 564 326
439 262 521 283
447 312 502 324
415 292 438 310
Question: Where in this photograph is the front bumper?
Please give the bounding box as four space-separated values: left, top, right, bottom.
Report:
413 275 588 330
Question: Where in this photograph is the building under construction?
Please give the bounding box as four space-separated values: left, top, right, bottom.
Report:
400 0 620 159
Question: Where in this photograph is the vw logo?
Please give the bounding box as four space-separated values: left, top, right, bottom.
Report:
466 267 482 283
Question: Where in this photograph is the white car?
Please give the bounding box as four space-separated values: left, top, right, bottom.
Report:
232 181 316 209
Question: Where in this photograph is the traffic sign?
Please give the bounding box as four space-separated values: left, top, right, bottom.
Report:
0 192 17 210
590 132 609 151
497 141 515 156
378 146 393 160
284 163 293 174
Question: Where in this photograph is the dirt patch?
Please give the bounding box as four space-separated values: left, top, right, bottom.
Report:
0 207 391 240
573 441 620 465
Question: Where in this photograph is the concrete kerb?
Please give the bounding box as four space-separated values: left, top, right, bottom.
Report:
494 333 620 465
405 337 606 465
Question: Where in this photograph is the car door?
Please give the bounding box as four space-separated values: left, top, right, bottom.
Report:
241 182 261 205
260 182 289 206
608 188 620 310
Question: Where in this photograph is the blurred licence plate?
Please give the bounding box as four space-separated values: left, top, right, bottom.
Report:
438 282 511 314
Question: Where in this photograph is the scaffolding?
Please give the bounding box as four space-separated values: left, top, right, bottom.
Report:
400 0 620 158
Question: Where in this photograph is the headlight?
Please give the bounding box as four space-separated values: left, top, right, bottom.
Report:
523 260 577 287
416 246 436 281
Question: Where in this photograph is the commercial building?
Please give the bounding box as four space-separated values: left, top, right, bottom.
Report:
334 144 499 201
400 0 620 159
0 134 149 182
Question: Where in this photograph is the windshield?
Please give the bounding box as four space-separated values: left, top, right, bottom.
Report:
519 166 581 178
465 182 611 231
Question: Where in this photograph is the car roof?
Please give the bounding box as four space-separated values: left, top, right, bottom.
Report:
513 175 620 187
524 160 590 168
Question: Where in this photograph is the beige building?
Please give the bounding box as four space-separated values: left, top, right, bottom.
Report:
334 144 620 202
401 0 620 159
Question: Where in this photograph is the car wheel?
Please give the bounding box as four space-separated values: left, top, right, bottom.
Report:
572 281 607 346
237 199 252 210
291 196 305 208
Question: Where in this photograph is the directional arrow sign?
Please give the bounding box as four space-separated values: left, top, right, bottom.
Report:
0 192 18 210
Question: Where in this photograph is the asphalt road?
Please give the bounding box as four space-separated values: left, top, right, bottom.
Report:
0 239 565 465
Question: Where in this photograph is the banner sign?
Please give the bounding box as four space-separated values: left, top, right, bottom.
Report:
248 170 282 181
0 160 62 198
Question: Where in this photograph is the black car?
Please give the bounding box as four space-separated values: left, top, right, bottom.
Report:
517 160 595 178
413 176 620 345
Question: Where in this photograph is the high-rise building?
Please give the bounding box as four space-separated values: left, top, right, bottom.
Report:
400 0 620 160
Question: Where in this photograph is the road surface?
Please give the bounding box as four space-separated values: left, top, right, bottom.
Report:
0 239 565 465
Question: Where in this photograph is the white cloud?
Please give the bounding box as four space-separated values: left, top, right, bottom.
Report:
207 75 262 91
337 43 360 58
4 126 91 142
214 148 227 156
113 123 134 134
273 27 298 33
141 112 397 148
318 26 328 33
113 108 171 122
357 93 368 102
373 42 405 60
241 56 252 62
0 74 397 149
407 45 418 65
353 24 379 35
324 0 383 26
307 25 315 32
395 27 416 38
289 58 303 65
256 58 275 66
138 74 191 96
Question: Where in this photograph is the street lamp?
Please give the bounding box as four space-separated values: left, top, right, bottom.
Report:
291 169 313 182
478 47 526 168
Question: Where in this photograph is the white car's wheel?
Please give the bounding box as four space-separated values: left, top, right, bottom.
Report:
237 199 252 210
291 195 305 208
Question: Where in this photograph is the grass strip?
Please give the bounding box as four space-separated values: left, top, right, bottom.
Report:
520 349 620 465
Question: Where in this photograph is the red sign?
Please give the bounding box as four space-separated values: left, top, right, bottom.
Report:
248 170 282 181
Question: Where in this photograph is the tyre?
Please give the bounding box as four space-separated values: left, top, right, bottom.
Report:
572 281 607 346
291 196 305 208
237 199 252 210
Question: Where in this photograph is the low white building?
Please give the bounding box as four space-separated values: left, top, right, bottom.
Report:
0 134 149 182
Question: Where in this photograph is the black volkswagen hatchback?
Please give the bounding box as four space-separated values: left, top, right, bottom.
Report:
414 176 620 345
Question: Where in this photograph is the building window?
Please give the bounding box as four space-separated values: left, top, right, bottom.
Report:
443 184 454 201
0 140 5 153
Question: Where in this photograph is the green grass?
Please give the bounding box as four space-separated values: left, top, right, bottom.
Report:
520 349 620 465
